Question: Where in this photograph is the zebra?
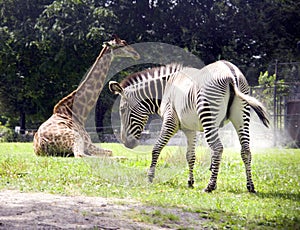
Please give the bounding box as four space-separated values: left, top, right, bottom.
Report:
109 60 269 193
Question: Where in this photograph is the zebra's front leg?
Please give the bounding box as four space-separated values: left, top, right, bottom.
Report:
148 131 178 183
183 130 197 188
148 109 179 183
148 145 162 183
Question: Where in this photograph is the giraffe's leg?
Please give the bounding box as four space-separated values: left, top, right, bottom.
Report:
148 108 179 183
75 128 113 157
183 130 197 188
87 144 113 157
231 105 256 193
73 132 90 158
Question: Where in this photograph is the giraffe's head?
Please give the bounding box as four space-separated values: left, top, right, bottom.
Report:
103 35 140 60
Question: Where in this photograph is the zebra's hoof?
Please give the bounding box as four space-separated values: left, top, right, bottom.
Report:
148 177 154 183
203 188 213 193
247 183 256 193
188 180 194 188
203 184 217 193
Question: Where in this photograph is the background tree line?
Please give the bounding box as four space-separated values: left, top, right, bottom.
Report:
0 0 299 137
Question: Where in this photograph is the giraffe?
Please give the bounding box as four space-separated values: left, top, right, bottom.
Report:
33 35 140 157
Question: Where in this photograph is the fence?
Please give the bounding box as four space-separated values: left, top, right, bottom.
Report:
105 61 300 148
3 62 299 148
250 61 300 147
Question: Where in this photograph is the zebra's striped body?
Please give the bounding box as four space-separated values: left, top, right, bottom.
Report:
109 60 269 192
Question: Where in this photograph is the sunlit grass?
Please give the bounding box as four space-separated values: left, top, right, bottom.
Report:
0 142 299 229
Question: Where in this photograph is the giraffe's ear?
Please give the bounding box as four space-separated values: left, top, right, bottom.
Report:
112 34 121 43
109 81 124 96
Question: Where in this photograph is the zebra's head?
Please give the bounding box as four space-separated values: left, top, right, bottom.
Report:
109 81 149 149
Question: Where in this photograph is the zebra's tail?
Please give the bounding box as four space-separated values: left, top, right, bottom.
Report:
232 83 270 128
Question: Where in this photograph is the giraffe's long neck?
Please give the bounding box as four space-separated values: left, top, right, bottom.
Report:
53 46 113 124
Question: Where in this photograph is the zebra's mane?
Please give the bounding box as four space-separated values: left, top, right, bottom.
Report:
120 63 183 88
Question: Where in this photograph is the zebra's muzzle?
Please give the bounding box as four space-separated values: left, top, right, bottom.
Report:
122 135 139 149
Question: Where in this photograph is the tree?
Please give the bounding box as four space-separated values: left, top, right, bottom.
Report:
34 0 118 99
95 0 300 136
263 0 300 62
0 0 117 132
0 0 299 135
0 0 53 133
112 0 299 79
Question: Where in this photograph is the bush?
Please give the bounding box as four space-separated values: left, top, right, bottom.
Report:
0 125 14 142
0 126 34 142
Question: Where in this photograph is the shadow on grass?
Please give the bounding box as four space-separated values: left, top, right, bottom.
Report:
256 191 300 201
191 208 297 230
192 207 300 230
225 188 300 201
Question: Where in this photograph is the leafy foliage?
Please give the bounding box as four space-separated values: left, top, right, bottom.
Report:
0 0 299 131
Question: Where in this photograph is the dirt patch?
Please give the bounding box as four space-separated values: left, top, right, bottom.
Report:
0 190 206 229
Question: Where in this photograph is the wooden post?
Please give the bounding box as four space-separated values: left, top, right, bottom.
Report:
273 60 278 147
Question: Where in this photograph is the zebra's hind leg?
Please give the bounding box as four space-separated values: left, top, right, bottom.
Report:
203 128 224 193
183 130 197 188
237 122 256 193
241 146 256 193
231 104 256 193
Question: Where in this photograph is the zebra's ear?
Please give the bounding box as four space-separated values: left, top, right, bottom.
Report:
109 81 124 96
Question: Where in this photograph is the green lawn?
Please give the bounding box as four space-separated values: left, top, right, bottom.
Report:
0 142 299 229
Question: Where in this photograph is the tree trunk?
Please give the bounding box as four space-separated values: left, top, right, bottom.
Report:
95 102 105 142
20 111 26 134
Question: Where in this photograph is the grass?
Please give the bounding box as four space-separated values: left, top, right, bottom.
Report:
0 142 299 229
131 209 180 226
